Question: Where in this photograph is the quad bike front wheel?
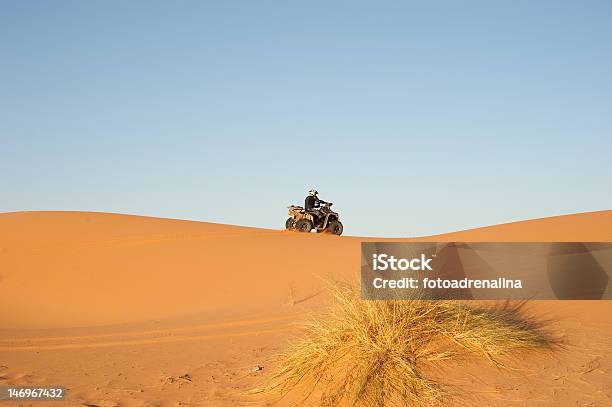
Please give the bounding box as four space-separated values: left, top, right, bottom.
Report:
285 217 295 230
295 219 313 233
326 220 343 236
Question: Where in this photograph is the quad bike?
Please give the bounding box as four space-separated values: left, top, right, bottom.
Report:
285 201 343 235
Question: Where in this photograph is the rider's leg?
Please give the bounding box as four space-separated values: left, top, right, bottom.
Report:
312 210 321 226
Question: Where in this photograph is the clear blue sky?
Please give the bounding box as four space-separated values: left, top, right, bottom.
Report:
1 1 610 236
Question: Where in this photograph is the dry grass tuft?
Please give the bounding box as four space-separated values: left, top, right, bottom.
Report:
257 283 555 406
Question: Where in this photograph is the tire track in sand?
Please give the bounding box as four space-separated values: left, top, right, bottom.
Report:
0 313 300 351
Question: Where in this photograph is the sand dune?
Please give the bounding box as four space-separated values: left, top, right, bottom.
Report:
1 211 357 330
1 210 611 406
2 210 611 330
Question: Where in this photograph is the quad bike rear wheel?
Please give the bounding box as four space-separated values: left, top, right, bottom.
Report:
285 217 295 230
295 219 313 233
326 220 343 236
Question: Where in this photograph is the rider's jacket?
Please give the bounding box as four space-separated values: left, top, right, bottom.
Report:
305 195 320 211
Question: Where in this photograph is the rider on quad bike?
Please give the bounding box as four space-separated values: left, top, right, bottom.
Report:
285 188 344 235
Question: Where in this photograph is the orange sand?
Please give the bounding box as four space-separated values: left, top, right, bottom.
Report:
0 210 610 406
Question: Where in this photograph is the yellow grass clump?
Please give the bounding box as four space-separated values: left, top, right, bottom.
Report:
259 283 555 406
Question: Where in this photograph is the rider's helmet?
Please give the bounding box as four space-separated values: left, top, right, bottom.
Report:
308 188 318 196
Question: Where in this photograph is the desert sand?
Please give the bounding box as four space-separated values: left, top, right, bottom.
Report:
1 210 611 406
